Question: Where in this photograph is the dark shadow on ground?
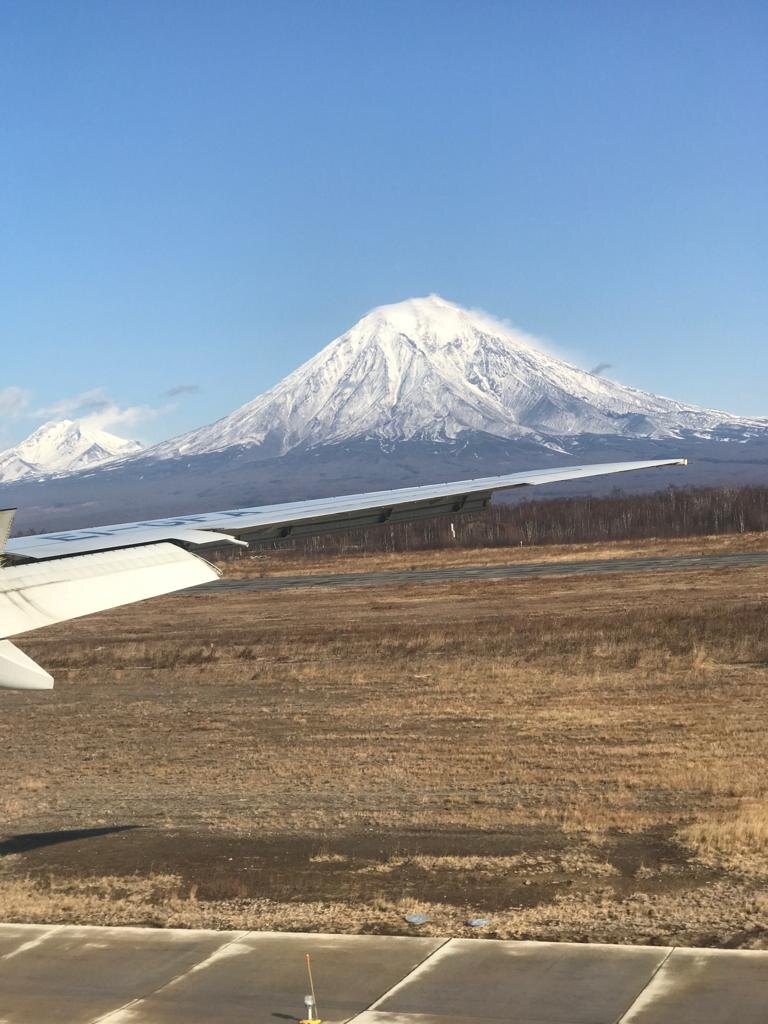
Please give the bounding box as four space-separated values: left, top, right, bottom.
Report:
0 825 717 914
0 825 140 856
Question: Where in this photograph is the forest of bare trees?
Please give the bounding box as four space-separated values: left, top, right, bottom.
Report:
266 485 768 556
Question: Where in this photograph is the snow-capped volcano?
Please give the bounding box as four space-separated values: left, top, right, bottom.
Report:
148 295 767 460
2 296 767 532
0 420 143 483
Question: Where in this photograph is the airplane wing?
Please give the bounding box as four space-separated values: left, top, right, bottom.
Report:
0 457 685 689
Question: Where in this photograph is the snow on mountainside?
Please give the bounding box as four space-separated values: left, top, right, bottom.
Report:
0 420 143 483
147 295 767 461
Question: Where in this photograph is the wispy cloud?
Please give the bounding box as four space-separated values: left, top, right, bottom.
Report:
589 362 613 376
36 387 112 419
36 388 171 438
80 402 169 434
461 300 577 363
162 384 200 398
0 386 31 418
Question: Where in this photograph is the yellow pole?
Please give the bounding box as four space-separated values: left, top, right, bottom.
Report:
306 953 319 1020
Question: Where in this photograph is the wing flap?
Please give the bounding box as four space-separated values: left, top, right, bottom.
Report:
236 492 494 543
0 542 220 641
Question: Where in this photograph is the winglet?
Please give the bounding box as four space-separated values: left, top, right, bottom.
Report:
0 509 15 557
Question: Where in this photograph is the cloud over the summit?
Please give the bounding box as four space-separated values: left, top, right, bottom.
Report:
36 387 171 438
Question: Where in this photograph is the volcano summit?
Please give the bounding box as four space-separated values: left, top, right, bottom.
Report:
149 295 767 459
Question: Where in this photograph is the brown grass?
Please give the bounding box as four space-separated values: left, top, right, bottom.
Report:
0 871 765 947
219 530 768 577
1 549 767 946
681 801 768 876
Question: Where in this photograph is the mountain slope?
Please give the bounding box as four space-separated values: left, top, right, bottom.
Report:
147 295 767 461
0 420 142 483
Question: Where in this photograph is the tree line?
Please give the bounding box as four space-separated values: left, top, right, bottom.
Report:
264 485 768 556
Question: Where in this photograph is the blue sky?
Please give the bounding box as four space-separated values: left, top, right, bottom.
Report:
1 0 766 448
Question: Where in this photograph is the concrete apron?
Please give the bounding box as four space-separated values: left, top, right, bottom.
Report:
0 925 765 1024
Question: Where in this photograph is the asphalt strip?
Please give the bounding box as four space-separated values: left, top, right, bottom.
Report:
184 549 768 594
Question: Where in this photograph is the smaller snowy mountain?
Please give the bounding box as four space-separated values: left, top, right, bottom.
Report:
0 420 142 483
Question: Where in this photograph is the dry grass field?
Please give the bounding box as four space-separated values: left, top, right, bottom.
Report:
1 538 767 947
221 530 768 577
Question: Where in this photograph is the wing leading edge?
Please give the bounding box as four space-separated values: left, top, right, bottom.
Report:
0 457 686 689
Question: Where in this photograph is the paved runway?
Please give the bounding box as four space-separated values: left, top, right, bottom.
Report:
191 549 768 593
0 925 766 1023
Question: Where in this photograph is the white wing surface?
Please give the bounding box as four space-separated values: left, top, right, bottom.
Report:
0 543 219 638
0 457 685 689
